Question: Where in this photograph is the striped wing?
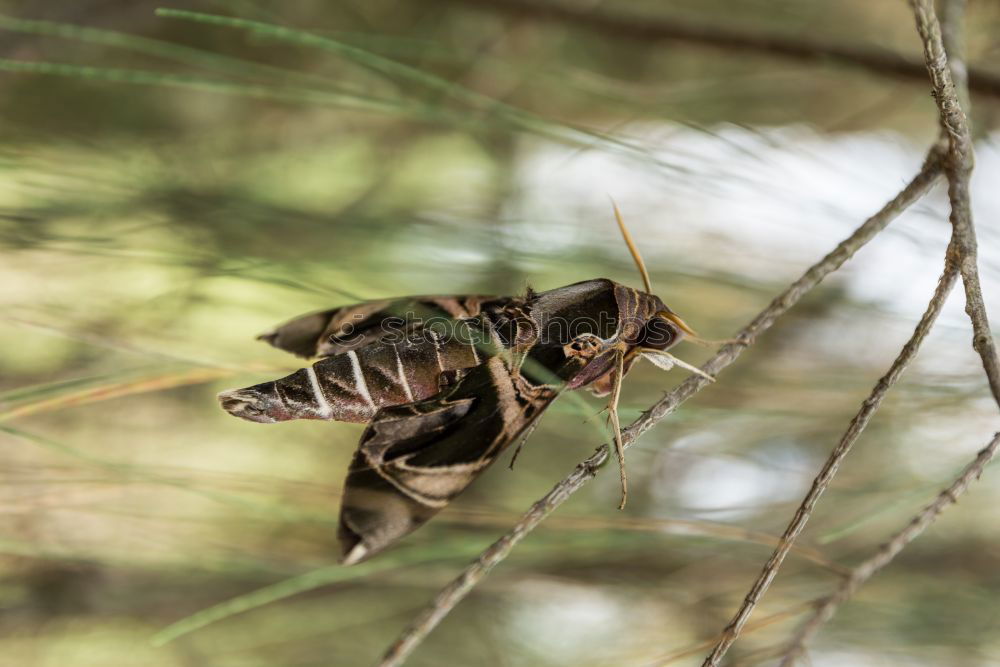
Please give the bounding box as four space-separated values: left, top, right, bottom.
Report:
219 297 516 423
337 355 558 564
257 295 510 358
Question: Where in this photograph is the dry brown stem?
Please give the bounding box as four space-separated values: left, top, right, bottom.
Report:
701 247 959 666
772 0 1000 661
778 431 1000 665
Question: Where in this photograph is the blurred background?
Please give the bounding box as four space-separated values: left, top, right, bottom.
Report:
1 1 999 665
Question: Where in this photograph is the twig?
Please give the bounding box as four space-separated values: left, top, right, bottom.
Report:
445 510 850 574
439 0 1000 99
374 155 943 667
377 444 609 666
770 1 1000 661
778 431 1000 665
911 0 1000 410
650 603 813 666
700 245 959 666
939 0 970 111
702 1 999 661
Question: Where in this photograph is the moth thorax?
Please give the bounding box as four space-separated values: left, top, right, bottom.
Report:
562 333 603 360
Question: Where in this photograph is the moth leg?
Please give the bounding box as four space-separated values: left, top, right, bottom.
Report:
609 347 628 510
508 418 541 470
642 350 716 382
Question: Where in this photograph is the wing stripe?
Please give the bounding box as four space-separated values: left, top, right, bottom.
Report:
339 343 560 563
429 330 445 372
466 326 481 365
306 365 334 418
393 344 415 402
347 350 376 410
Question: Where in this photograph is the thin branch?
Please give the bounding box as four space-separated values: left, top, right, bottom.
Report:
939 0 970 111
439 0 1000 99
374 155 944 667
377 444 609 666
911 0 1000 409
778 431 1000 665
650 603 814 666
702 1 999 660
701 245 960 666
770 1 1000 661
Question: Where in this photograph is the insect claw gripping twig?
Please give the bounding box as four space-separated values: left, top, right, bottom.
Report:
644 350 716 382
609 347 628 509
508 419 541 470
667 354 716 382
508 442 525 470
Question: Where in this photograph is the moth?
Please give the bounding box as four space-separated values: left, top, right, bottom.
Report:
218 206 710 565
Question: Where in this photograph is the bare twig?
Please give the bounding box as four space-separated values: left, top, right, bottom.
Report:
911 0 1000 410
444 509 850 574
377 444 609 666
374 156 943 666
939 0 970 111
700 246 960 666
650 603 813 666
769 2 1000 661
778 431 1000 665
703 2 1000 662
440 0 1000 99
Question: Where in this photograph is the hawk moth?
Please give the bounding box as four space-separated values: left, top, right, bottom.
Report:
218 213 707 565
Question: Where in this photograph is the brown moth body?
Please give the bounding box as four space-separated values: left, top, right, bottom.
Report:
219 278 696 564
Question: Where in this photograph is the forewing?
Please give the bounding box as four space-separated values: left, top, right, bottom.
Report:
257 295 506 358
257 300 395 358
337 356 558 564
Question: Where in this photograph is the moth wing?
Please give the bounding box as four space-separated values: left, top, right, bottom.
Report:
256 300 393 359
337 357 558 564
257 295 507 359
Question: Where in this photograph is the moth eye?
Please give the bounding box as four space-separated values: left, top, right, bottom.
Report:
638 318 676 350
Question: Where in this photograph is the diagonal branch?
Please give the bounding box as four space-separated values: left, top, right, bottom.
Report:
767 1 1000 661
438 0 1000 99
374 154 944 667
911 0 1000 410
702 1 1000 662
700 241 959 666
778 431 1000 665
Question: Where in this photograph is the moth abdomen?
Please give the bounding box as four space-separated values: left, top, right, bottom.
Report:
220 327 492 426
218 368 332 423
311 333 489 420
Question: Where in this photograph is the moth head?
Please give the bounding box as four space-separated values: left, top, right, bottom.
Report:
609 202 699 350
631 308 695 352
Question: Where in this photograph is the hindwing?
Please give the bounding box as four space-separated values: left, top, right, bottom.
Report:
337 356 558 564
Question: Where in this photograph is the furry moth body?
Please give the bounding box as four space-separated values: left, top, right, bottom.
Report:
219 279 693 564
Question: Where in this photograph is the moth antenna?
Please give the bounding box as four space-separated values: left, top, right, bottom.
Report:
610 198 652 294
684 335 742 348
659 310 731 347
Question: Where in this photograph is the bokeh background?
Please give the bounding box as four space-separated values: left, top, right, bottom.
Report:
2 1 999 665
